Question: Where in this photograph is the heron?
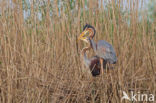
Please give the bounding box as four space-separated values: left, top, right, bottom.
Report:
78 24 117 75
81 46 107 77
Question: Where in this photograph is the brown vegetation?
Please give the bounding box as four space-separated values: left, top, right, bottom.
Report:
0 0 156 103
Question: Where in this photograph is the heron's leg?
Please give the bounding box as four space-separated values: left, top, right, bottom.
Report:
100 58 104 75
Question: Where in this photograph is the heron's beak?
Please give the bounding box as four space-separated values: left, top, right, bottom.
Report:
78 30 89 41
78 32 88 43
78 32 85 41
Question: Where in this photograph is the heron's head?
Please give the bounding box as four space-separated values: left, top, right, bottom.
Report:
78 24 96 43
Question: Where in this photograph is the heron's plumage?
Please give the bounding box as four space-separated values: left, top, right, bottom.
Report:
89 56 100 76
81 48 106 77
79 24 117 76
83 24 96 38
83 52 91 68
96 40 117 64
79 24 117 64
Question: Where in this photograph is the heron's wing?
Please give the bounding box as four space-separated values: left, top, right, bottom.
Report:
96 40 117 64
89 56 100 76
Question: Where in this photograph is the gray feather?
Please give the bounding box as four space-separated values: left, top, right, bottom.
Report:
96 40 117 64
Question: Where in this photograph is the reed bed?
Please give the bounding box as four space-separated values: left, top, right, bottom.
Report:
0 0 156 103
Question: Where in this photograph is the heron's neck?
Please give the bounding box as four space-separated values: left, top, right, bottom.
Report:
89 38 97 52
82 47 91 67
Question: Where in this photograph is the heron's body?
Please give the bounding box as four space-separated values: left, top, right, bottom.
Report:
82 47 106 77
78 24 117 75
84 55 100 76
90 39 117 64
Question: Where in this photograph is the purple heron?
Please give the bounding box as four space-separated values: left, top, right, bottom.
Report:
78 24 117 75
81 47 107 77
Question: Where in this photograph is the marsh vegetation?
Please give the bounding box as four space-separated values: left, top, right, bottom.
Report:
0 0 156 103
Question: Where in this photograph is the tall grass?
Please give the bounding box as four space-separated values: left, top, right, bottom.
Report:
0 0 156 103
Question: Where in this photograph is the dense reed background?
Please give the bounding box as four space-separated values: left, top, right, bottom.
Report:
0 0 156 103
